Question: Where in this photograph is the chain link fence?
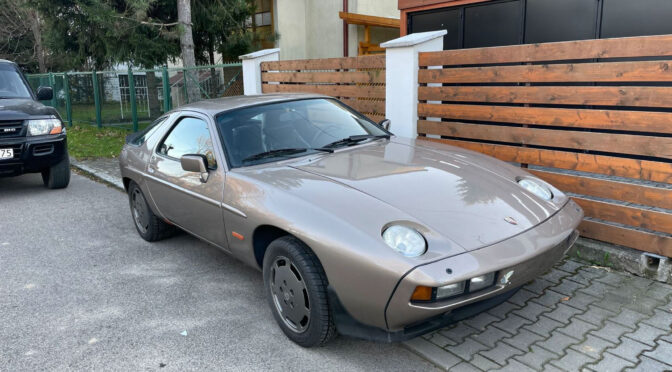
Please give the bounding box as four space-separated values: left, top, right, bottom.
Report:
26 63 243 132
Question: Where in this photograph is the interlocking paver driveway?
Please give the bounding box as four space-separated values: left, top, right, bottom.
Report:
406 260 672 371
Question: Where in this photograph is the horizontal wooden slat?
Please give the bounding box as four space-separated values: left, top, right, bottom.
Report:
419 34 672 66
261 83 386 99
418 86 672 108
366 113 385 123
261 55 385 71
418 60 672 83
529 170 672 210
579 220 672 257
261 71 385 84
340 98 385 114
420 137 672 183
418 103 672 134
418 121 672 159
339 11 400 28
574 197 672 233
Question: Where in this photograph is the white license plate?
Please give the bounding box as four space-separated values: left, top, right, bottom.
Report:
0 148 14 159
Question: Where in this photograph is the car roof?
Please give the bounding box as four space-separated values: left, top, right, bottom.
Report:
174 93 332 116
0 59 16 64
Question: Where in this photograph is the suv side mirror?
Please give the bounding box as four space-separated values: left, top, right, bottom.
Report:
378 119 391 131
36 86 53 101
181 154 209 183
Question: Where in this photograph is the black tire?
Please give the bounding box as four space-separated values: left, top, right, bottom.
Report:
127 181 176 242
42 156 70 189
263 236 336 347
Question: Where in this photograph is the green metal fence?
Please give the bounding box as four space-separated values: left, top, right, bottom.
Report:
26 63 243 132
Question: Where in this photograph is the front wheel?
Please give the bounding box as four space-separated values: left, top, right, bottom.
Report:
42 156 70 189
263 236 336 347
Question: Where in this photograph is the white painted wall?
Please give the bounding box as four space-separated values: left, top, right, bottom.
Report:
274 0 308 60
273 0 399 60
382 31 446 138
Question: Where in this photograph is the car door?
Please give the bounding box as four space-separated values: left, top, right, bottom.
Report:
145 112 227 248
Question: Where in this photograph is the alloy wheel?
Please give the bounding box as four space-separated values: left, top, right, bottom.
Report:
270 256 311 333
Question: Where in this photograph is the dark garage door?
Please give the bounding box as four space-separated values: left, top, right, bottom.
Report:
408 0 672 49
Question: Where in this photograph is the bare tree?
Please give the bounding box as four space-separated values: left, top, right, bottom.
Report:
177 0 200 102
27 9 45 72
0 0 45 72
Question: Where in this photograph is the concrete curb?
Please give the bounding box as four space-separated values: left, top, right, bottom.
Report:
70 157 125 191
569 237 672 284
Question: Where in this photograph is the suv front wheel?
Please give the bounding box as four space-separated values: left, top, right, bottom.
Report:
41 156 70 189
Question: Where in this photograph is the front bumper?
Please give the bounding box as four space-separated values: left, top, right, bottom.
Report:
384 199 583 331
0 133 67 177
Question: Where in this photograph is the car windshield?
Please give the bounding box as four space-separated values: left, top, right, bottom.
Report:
0 64 32 99
216 98 388 168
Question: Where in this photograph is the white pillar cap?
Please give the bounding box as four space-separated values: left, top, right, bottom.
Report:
380 31 447 49
239 48 281 60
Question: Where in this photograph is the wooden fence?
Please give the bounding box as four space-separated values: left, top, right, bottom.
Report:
416 34 672 257
260 55 386 122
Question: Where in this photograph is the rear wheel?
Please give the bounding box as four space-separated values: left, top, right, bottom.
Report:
42 156 70 189
128 181 175 242
263 236 336 347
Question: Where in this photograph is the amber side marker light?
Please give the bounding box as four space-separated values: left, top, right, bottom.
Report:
231 231 244 240
411 286 433 301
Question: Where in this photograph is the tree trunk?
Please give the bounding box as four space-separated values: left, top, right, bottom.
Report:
28 10 45 73
177 0 200 102
207 36 218 95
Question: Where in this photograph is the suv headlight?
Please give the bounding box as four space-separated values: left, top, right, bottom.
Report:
518 178 553 201
382 225 427 257
27 118 62 136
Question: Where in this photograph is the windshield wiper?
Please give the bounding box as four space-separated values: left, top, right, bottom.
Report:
322 134 390 149
242 147 333 163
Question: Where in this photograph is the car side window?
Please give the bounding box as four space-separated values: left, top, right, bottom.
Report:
157 116 217 169
131 116 167 146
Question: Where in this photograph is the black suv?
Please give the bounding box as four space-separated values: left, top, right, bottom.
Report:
0 60 70 188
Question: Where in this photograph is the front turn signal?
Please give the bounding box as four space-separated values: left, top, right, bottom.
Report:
411 286 433 301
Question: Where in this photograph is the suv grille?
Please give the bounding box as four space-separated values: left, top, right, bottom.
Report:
0 120 24 138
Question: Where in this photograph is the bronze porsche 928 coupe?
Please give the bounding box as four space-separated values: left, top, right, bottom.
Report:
119 93 582 347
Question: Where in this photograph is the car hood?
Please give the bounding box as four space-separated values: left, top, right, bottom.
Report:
0 98 58 120
292 137 562 251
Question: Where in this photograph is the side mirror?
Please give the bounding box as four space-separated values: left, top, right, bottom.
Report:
378 119 391 131
36 86 53 101
181 154 209 183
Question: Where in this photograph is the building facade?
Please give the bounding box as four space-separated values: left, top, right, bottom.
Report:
260 0 400 60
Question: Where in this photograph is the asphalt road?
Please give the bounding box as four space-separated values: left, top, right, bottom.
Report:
0 173 437 371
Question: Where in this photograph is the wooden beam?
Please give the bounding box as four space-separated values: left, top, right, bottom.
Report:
419 137 672 184
418 86 672 109
419 34 672 66
418 60 672 83
574 197 672 234
579 220 672 257
261 55 385 71
417 103 672 134
338 12 400 29
529 169 672 210
417 120 672 159
261 71 385 84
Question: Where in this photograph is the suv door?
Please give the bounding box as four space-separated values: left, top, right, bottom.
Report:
145 112 227 247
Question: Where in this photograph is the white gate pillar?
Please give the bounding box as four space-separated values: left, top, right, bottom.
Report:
239 48 280 95
381 31 446 138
